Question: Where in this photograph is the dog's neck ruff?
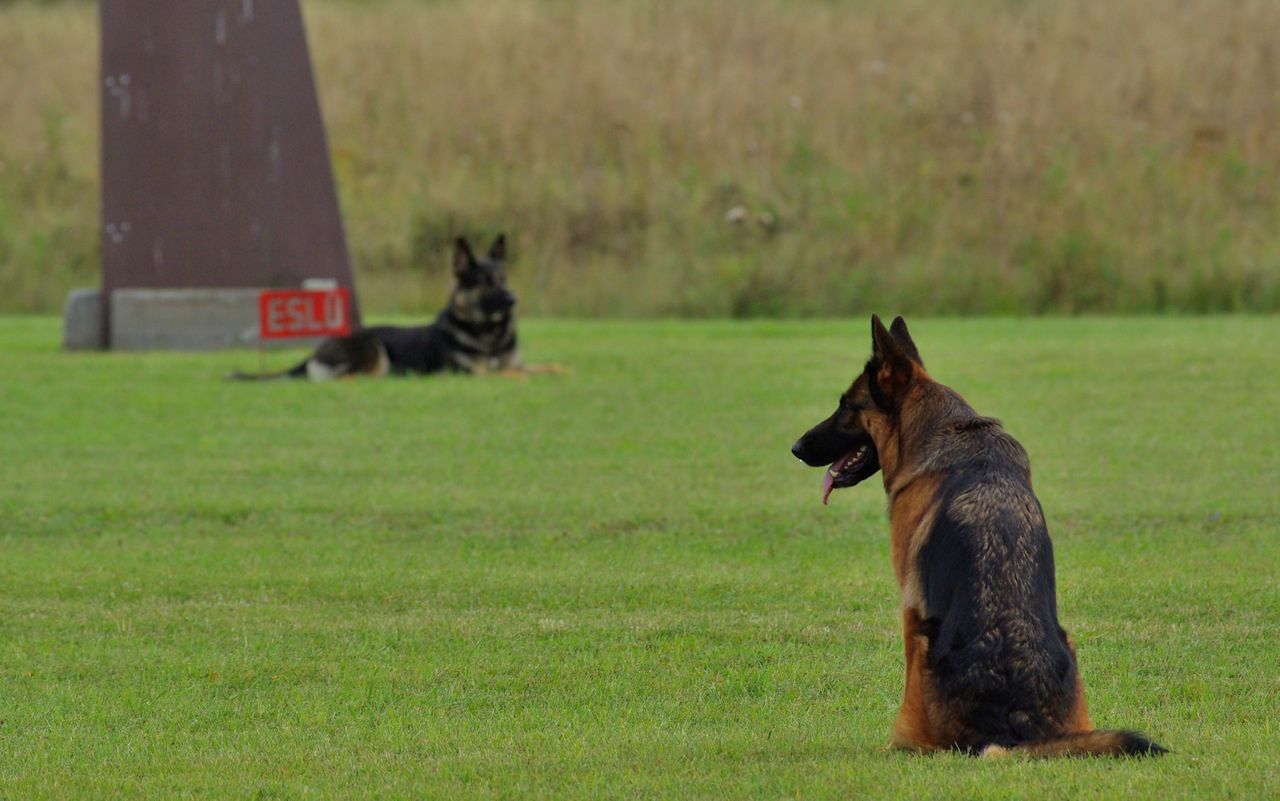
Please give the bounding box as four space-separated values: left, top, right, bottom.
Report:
439 310 515 356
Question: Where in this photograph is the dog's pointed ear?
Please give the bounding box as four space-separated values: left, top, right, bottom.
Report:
453 237 476 277
870 314 900 362
869 314 915 408
488 233 507 262
889 315 924 368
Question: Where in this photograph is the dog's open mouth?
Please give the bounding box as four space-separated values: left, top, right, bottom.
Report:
822 441 878 505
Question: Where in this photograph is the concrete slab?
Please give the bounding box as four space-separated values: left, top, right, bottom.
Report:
108 288 326 351
62 288 105 350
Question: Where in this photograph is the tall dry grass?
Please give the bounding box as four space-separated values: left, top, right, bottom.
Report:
2 0 1279 315
0 3 98 312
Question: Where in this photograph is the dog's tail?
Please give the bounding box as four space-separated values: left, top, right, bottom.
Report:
226 360 308 381
982 730 1167 759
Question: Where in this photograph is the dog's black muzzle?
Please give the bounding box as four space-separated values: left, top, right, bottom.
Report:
482 290 517 316
792 415 861 467
792 413 881 494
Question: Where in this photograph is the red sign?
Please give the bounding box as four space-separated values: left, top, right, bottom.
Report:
258 288 351 340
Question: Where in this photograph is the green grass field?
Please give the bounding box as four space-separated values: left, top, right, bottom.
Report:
1 316 1277 799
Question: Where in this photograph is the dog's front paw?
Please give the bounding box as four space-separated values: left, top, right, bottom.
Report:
523 362 568 375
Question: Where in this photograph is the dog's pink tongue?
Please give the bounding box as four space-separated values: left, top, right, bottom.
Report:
822 450 861 506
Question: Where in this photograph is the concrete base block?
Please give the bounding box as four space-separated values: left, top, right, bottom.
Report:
108 288 325 351
62 288 105 350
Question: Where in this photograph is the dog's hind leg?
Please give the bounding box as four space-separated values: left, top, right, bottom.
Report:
1062 632 1094 733
303 332 386 381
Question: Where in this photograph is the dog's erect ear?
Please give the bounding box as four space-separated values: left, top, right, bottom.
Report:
889 316 924 368
868 314 916 408
870 314 901 362
453 237 476 277
488 233 507 262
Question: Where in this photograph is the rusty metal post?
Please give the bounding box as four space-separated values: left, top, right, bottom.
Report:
93 0 359 349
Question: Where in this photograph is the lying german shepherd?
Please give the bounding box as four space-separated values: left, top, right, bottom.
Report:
792 315 1165 757
232 235 542 380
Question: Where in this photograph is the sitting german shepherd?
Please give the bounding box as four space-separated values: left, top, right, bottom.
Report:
792 315 1165 757
233 235 542 380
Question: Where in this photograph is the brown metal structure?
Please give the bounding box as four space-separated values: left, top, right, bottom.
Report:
99 0 359 344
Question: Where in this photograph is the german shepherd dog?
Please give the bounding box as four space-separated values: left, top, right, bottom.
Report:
231 235 525 380
791 315 1165 757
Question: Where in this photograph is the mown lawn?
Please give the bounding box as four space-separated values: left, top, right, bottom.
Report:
0 316 1276 799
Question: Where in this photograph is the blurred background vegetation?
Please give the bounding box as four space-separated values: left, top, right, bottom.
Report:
1 0 1278 316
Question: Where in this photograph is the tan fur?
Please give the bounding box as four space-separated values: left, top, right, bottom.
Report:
1064 634 1094 733
797 315 1162 757
494 361 569 380
891 607 936 751
889 475 942 617
863 359 1098 752
861 366 965 751
1015 730 1136 757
